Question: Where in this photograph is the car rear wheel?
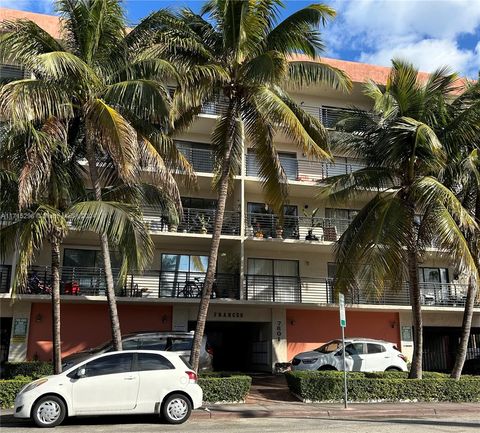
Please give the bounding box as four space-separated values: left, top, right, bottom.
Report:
32 395 66 428
162 394 192 424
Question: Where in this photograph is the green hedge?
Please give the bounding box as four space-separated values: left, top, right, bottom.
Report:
0 380 30 408
2 362 53 380
285 371 480 403
198 375 252 403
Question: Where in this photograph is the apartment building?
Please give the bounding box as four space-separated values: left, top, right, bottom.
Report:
1 7 479 373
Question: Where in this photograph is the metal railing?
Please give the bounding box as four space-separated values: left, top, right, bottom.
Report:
244 276 472 308
177 142 214 173
245 212 351 240
0 265 11 293
143 207 241 236
246 153 365 182
19 266 240 299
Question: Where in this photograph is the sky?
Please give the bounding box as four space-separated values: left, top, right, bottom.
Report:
2 0 480 78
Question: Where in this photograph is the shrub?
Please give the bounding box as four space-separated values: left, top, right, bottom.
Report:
285 371 480 403
0 380 30 408
198 375 252 403
2 362 53 380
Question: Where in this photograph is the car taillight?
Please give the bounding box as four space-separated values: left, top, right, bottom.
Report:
398 353 408 363
186 371 197 383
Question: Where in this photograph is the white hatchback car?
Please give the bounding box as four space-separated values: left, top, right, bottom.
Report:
291 338 408 372
14 350 203 428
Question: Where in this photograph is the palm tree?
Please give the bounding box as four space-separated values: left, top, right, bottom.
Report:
437 81 480 379
0 0 190 350
0 119 155 373
145 0 352 371
322 60 479 379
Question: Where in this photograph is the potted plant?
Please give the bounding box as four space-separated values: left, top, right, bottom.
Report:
302 207 320 241
254 223 264 238
197 213 210 234
275 225 283 238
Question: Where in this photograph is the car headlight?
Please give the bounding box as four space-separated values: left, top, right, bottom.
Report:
302 358 319 364
20 378 48 394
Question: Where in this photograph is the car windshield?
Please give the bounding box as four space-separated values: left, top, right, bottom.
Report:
315 340 342 354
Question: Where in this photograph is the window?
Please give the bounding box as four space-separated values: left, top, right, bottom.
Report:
168 337 193 351
247 202 298 238
419 267 449 284
84 353 132 377
176 141 213 173
315 340 341 353
181 197 217 210
122 339 140 350
367 343 386 354
136 353 174 371
246 149 298 180
63 248 123 268
139 337 168 351
160 254 209 297
345 343 365 355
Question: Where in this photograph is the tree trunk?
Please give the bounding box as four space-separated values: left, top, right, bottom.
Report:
450 193 480 379
190 169 230 371
86 142 122 351
407 245 423 379
50 237 62 374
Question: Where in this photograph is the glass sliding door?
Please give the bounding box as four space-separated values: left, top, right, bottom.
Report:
247 258 299 302
160 254 208 297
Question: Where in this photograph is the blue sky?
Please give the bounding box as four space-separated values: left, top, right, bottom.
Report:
4 0 480 77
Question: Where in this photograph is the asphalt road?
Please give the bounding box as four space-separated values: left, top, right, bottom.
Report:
2 413 480 433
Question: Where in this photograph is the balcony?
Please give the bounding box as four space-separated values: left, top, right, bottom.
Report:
143 207 241 236
20 266 240 299
0 265 11 293
244 275 472 308
246 153 365 183
246 212 351 241
177 142 214 173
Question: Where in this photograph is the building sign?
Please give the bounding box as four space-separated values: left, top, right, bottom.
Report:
12 318 28 343
276 321 282 342
401 326 413 341
213 311 244 319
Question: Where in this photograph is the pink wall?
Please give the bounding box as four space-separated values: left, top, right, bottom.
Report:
27 303 172 360
286 309 400 361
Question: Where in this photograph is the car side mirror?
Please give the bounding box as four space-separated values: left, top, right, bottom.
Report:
76 368 86 378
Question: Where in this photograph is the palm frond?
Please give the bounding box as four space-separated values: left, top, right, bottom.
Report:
288 61 352 93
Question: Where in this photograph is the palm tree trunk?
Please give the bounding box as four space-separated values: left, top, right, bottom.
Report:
190 170 230 371
450 193 480 379
50 236 62 374
407 245 423 379
86 141 122 351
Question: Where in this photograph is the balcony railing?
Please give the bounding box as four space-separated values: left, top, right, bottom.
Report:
198 98 359 129
244 275 473 308
20 266 240 299
246 212 351 241
177 142 214 173
246 153 365 182
143 207 241 236
0 265 11 293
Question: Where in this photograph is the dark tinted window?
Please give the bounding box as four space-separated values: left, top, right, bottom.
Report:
123 339 140 350
367 343 386 354
168 337 193 351
84 353 132 377
137 353 174 371
140 337 167 350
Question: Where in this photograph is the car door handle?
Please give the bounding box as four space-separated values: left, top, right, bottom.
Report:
124 376 136 380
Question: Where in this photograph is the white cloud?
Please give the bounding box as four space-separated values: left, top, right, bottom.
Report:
1 0 54 15
326 0 480 77
359 38 480 77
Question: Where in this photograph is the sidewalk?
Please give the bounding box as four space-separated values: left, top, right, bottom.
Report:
194 401 480 420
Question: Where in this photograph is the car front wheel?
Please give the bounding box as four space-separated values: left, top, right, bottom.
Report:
31 395 66 428
162 393 192 424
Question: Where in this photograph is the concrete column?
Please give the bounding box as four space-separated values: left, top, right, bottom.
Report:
271 308 287 370
8 301 32 362
172 306 189 332
398 310 414 362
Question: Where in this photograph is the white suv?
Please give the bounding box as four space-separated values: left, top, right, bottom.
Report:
291 338 408 372
15 350 203 427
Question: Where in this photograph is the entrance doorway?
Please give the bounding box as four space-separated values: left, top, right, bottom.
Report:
0 317 12 364
189 321 271 372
